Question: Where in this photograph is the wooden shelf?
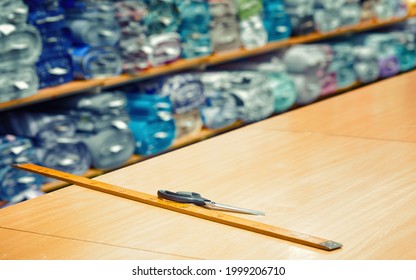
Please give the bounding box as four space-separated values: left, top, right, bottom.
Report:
102 57 207 88
0 80 102 112
0 14 414 112
207 15 413 65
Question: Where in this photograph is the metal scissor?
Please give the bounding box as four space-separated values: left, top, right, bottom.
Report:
157 190 265 216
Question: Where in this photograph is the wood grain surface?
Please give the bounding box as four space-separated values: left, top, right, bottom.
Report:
0 228 190 260
255 71 416 143
1 127 415 259
1 72 416 260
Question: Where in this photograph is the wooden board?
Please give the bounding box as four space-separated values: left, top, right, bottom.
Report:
0 228 190 260
15 163 342 251
255 71 416 142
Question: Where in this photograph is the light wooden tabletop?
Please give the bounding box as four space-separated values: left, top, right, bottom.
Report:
0 72 415 260
255 71 416 143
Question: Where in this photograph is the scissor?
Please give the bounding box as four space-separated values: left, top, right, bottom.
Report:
157 190 265 216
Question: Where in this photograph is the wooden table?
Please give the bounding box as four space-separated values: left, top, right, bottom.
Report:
1 72 415 260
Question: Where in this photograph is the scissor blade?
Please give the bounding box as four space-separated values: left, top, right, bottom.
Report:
204 202 265 216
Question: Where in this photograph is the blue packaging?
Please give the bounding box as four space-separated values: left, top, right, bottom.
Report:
144 0 181 35
160 74 205 114
127 94 176 155
0 165 43 202
178 0 212 58
36 54 73 88
70 45 122 79
199 77 239 129
65 16 121 47
28 7 70 59
0 135 44 202
263 0 292 42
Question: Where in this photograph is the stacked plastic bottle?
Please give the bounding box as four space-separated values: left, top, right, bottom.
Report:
214 55 298 113
236 0 268 49
312 0 362 33
178 0 212 58
62 0 123 79
0 0 41 102
125 73 205 140
278 24 416 97
26 0 74 89
0 135 44 208
113 0 152 72
160 74 205 138
209 0 241 52
199 72 239 129
313 0 344 33
372 0 408 20
262 0 292 42
390 30 416 72
123 84 176 156
144 0 182 66
395 17 416 71
201 71 275 123
239 57 298 113
282 44 333 104
363 33 401 78
284 0 316 36
0 110 91 177
329 42 358 90
46 92 136 170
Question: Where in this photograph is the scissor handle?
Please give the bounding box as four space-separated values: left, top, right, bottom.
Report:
157 190 209 206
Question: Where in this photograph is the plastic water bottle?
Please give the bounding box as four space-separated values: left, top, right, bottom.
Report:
284 0 316 36
228 71 275 123
391 31 416 72
200 73 239 129
178 0 212 58
127 93 176 155
0 0 28 25
353 46 380 83
0 66 39 102
239 15 268 49
145 0 181 35
36 54 73 89
339 0 361 27
365 34 400 78
148 32 182 66
160 74 205 138
263 0 292 42
0 23 42 67
70 45 122 79
209 0 241 52
329 42 357 89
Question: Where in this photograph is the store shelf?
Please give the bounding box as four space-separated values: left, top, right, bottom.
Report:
1 14 414 112
41 121 245 193
208 16 413 66
7 12 416 194
101 57 207 89
39 79 369 193
40 66 415 194
0 80 102 112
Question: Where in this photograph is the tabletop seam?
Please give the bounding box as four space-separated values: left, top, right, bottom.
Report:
251 127 416 145
0 226 203 260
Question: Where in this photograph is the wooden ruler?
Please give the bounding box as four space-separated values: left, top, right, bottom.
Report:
14 163 342 251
